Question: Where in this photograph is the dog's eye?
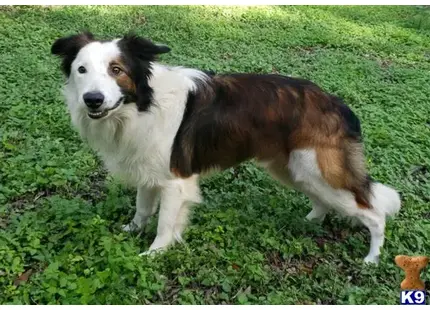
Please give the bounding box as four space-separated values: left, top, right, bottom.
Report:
111 66 122 76
78 66 87 74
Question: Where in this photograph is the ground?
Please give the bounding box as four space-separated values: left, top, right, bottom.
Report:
1 5 430 305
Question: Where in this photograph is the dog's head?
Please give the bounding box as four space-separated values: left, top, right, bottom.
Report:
51 32 170 119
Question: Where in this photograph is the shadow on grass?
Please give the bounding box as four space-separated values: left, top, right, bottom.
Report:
4 5 429 62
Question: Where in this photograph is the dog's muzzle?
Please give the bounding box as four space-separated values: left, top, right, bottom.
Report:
88 96 124 119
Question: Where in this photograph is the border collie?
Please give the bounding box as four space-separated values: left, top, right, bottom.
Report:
51 32 401 264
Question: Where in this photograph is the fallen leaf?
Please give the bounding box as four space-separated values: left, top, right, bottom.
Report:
300 265 313 274
14 269 33 286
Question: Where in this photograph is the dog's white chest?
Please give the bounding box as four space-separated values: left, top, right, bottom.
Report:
102 148 170 187
77 115 173 187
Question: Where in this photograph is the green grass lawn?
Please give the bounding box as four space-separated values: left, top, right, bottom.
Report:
1 5 430 305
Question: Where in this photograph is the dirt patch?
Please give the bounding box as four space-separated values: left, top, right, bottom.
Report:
271 67 280 74
317 227 351 248
134 14 147 25
376 58 392 69
221 53 233 60
265 250 323 276
78 170 108 204
295 46 317 56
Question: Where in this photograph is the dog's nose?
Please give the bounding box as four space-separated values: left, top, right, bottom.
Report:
83 91 105 109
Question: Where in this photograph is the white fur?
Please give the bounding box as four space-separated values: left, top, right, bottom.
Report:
266 149 401 264
305 202 328 223
122 186 160 233
64 41 205 254
65 41 124 113
62 41 401 261
370 182 401 217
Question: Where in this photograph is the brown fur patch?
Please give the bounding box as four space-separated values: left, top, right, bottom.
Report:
171 167 182 178
357 203 369 209
108 58 136 94
316 147 345 189
170 73 372 208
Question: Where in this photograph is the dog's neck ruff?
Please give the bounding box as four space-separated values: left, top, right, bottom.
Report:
65 62 208 187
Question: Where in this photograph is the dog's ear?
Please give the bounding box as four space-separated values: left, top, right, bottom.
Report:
51 32 94 75
51 32 94 56
119 34 171 61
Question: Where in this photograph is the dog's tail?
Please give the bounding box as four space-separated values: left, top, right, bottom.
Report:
370 181 401 217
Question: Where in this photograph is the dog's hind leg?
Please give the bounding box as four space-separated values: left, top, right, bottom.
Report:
306 201 328 223
356 182 401 263
284 148 400 264
264 157 328 224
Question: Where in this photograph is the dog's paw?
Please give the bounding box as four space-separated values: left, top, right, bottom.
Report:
305 212 326 223
348 217 362 227
363 254 379 265
139 250 155 257
139 248 164 257
122 222 141 233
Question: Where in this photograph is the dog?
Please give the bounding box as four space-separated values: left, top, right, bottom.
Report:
51 32 401 263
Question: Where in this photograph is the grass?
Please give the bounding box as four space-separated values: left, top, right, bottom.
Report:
1 5 430 305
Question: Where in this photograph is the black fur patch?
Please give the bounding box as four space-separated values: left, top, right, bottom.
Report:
169 72 372 207
334 97 362 141
51 32 94 76
170 74 322 177
52 32 171 112
203 69 217 76
117 34 171 112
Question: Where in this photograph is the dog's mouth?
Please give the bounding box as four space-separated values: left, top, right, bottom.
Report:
88 97 124 119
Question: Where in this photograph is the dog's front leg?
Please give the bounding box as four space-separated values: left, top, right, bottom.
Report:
140 176 201 256
122 186 160 232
